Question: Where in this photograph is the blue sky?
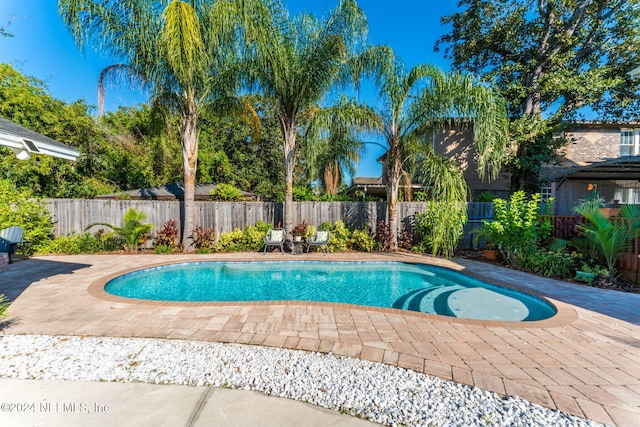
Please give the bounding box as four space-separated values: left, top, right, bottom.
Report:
0 0 458 179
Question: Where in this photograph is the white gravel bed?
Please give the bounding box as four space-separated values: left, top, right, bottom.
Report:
0 334 603 427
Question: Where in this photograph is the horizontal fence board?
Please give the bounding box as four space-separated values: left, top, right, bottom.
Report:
43 199 499 250
42 199 640 285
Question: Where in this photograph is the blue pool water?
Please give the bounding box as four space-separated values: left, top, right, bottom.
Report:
104 261 556 321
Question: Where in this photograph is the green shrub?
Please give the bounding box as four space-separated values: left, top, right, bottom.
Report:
0 294 9 319
414 201 466 257
516 249 575 278
210 183 244 201
240 224 268 251
476 191 500 202
327 220 350 252
153 245 174 254
486 191 553 265
0 178 54 254
350 229 375 252
292 185 316 201
213 228 246 252
37 232 124 254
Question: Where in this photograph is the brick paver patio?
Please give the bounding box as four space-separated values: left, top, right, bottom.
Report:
1 253 639 426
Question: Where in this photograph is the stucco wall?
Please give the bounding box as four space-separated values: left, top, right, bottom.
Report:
431 127 511 198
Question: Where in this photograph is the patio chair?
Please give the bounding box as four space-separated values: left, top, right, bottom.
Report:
0 225 24 264
306 230 330 253
263 228 285 254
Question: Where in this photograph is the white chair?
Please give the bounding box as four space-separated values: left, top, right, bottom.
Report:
263 228 285 254
306 230 330 253
0 225 25 264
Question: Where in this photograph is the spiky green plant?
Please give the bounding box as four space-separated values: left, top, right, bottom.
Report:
575 205 640 283
86 208 153 252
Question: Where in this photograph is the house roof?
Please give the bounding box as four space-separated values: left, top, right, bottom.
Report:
0 117 80 161
556 157 640 187
351 177 383 186
95 183 258 201
565 120 640 129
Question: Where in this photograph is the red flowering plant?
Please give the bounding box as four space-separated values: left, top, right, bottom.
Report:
292 220 309 237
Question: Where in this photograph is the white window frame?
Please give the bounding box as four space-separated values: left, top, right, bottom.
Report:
614 188 640 204
539 186 552 201
620 129 640 156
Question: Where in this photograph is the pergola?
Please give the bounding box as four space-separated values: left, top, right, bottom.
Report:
0 117 80 161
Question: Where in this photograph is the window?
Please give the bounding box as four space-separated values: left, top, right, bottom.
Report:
620 129 639 156
540 186 552 201
614 188 640 204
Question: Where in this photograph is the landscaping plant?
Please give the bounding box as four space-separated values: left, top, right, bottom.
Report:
483 191 553 265
191 226 216 253
210 184 244 201
154 219 179 254
86 208 153 252
374 220 393 252
0 178 54 254
574 204 640 284
350 229 375 252
212 221 270 252
326 220 350 252
0 294 10 320
516 248 575 278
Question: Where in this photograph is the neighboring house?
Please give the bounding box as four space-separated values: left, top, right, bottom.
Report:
346 176 424 201
430 127 511 199
0 117 80 161
347 126 511 201
95 183 259 201
542 122 640 215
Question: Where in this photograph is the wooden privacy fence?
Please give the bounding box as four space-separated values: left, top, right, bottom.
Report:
43 199 640 283
45 199 421 239
43 199 496 249
550 215 640 284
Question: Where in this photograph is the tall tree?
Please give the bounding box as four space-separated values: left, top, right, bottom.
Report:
359 49 509 249
437 0 640 190
303 97 370 196
58 0 243 250
240 0 368 234
0 64 112 198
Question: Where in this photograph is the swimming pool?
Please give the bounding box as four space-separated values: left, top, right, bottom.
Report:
104 261 556 321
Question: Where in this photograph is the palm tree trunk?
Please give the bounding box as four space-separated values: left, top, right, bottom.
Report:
282 118 297 236
325 162 339 195
181 94 198 252
385 151 402 250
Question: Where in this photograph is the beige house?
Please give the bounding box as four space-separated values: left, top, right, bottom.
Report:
347 126 511 201
543 122 640 215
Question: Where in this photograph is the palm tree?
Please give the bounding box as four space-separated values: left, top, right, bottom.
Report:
360 49 509 249
575 204 640 284
304 98 370 196
58 0 243 250
240 0 368 235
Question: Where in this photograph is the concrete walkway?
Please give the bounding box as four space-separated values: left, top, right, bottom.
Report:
0 379 374 426
1 253 640 426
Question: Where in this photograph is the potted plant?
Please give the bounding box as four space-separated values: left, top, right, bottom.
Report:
473 221 503 261
292 220 308 242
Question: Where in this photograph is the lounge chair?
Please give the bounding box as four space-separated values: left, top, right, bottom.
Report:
306 230 330 253
263 228 285 254
0 225 25 264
